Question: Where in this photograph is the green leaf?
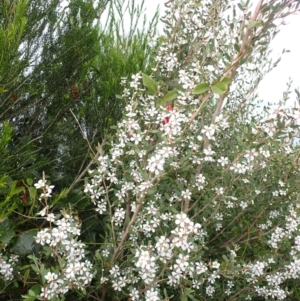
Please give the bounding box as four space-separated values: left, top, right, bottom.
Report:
42 245 52 257
26 178 33 186
30 264 40 274
11 230 37 255
30 284 41 296
237 3 243 11
51 188 67 206
211 82 228 95
0 229 15 244
221 261 227 271
22 295 36 301
192 82 210 95
158 89 178 106
147 188 156 195
248 20 262 29
24 269 30 284
142 73 157 95
234 44 240 52
95 249 102 260
14 186 25 195
220 77 231 85
28 187 36 200
9 182 24 196
0 217 11 231
40 264 46 284
0 87 8 94
186 293 198 301
28 289 35 296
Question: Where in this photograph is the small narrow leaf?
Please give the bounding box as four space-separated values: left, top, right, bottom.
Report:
158 89 178 106
142 73 157 95
220 77 231 85
234 44 240 52
11 186 25 196
211 82 227 95
192 82 210 95
30 264 40 274
24 269 30 284
248 20 262 29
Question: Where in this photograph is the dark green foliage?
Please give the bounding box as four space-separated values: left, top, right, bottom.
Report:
0 1 158 298
0 0 157 189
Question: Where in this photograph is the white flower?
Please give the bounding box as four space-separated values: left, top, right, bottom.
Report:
36 229 52 245
34 179 47 189
240 201 248 210
217 156 229 167
146 154 165 175
65 262 78 279
112 278 126 291
201 124 217 140
250 261 266 277
130 73 141 89
174 254 189 272
167 270 180 286
109 265 120 277
102 249 109 257
145 287 160 301
62 238 77 254
131 133 142 145
206 285 215 296
38 206 49 216
84 183 94 194
203 146 215 161
195 261 208 274
45 272 58 282
130 288 140 301
95 201 106 214
46 213 55 222
211 261 220 269
181 189 191 200
175 212 190 228
230 162 247 174
113 208 125 226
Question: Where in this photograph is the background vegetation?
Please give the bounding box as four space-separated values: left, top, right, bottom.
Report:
0 0 157 299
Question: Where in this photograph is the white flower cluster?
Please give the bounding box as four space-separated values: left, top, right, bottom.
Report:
0 254 18 281
34 179 93 300
171 212 202 252
241 206 300 300
135 248 157 284
35 211 93 300
81 0 300 300
268 207 300 249
34 179 54 199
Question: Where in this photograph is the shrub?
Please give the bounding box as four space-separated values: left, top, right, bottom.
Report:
2 0 300 300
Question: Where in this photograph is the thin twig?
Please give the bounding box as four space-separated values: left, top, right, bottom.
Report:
69 108 95 156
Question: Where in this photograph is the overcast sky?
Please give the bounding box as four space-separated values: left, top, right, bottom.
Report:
140 0 300 108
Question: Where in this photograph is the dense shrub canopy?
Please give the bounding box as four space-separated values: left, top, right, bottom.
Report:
1 0 300 301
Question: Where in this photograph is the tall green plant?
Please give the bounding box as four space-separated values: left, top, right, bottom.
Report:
0 0 159 299
0 0 158 190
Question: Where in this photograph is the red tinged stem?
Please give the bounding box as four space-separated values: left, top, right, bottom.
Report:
22 190 27 203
